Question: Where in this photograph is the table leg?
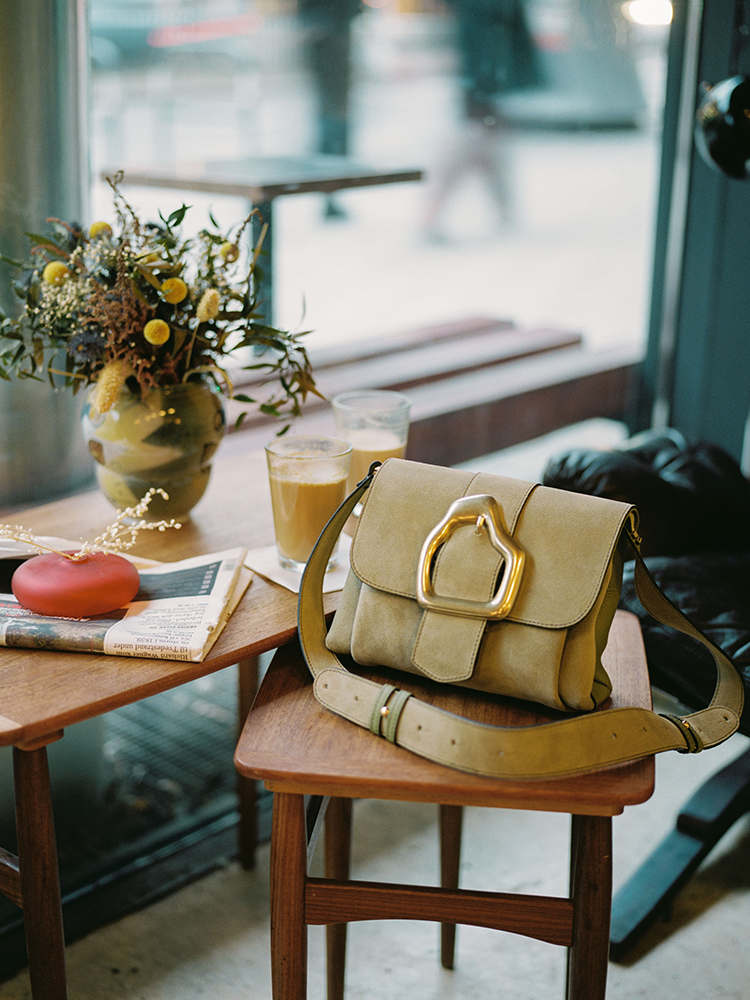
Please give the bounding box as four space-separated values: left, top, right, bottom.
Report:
250 200 274 325
237 656 260 869
439 804 463 970
271 791 308 1000
325 797 352 1000
13 744 68 1000
566 814 611 1000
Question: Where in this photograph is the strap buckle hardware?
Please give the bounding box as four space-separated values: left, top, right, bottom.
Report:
416 494 525 620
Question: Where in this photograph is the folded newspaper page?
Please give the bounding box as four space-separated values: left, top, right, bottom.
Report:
0 546 252 662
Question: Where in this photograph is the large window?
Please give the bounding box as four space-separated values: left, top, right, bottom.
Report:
89 0 671 354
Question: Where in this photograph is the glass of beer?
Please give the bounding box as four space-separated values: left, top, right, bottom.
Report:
331 390 412 495
265 435 352 573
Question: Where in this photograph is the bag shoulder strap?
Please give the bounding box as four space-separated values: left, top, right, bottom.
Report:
297 471 744 779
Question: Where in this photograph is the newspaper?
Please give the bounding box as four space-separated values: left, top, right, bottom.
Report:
0 545 252 662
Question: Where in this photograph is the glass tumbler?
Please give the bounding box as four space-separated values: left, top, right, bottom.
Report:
265 435 352 573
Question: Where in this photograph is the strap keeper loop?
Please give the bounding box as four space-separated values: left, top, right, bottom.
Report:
369 684 397 736
382 689 412 743
661 714 704 753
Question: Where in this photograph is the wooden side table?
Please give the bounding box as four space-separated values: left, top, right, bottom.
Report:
0 448 327 1000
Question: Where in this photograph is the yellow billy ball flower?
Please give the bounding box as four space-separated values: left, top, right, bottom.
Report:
196 288 220 322
89 221 113 239
42 261 70 285
219 242 239 262
143 319 170 345
161 277 188 304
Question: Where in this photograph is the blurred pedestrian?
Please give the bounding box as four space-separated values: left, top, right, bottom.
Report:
422 0 544 239
298 0 362 219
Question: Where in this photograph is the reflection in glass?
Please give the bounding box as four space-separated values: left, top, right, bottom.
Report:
89 0 669 357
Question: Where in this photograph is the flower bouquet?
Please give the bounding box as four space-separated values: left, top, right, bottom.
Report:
0 171 317 421
0 173 320 518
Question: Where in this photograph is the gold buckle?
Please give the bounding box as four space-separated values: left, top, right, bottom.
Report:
416 495 525 620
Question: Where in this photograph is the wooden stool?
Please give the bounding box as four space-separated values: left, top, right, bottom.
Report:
235 610 655 1000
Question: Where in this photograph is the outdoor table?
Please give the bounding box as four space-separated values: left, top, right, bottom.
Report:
111 156 424 322
0 444 330 1000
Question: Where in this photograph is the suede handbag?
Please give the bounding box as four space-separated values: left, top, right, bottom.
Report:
298 458 744 778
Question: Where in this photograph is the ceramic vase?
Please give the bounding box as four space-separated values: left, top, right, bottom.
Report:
81 380 226 521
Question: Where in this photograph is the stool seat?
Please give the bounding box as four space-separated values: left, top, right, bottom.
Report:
236 609 655 1000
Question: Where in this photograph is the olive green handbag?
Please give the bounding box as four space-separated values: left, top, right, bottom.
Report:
298 458 743 778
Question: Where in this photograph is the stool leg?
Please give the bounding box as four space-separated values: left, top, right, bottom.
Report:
566 814 612 1000
237 656 260 870
13 745 68 1000
439 804 463 970
325 797 352 1000
271 792 308 1000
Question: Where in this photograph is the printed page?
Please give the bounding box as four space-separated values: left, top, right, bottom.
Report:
0 547 251 662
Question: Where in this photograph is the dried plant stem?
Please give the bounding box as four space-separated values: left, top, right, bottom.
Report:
0 488 181 562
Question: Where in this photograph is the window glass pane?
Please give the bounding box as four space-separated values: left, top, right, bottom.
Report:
90 0 670 354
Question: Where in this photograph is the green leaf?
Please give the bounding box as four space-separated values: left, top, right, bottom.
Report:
0 252 34 269
23 231 64 250
158 231 181 251
239 362 272 372
172 328 188 354
165 204 191 229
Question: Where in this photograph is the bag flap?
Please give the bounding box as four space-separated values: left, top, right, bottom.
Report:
351 458 634 630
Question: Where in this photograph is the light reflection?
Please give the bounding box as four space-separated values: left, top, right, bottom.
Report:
622 0 673 26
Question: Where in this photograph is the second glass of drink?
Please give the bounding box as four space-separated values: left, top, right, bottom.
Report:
331 390 412 494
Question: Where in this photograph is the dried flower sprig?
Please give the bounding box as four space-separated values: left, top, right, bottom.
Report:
0 488 180 562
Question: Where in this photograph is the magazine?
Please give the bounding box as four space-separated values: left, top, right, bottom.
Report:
0 546 252 662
